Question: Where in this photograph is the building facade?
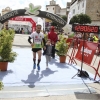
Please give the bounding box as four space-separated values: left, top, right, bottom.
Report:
2 7 12 15
66 2 71 16
45 0 67 31
46 0 66 16
85 0 100 25
69 0 100 25
1 7 12 28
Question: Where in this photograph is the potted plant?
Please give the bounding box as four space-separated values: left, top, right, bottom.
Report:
0 28 17 71
56 35 69 63
0 81 4 90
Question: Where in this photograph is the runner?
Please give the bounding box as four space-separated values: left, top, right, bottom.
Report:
28 24 46 71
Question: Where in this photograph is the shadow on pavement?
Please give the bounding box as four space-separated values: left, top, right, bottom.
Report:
41 68 58 77
0 70 13 81
21 70 43 88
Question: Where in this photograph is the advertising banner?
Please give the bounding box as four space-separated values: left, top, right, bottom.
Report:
75 40 98 65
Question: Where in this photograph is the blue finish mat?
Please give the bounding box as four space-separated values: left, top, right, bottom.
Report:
0 48 96 86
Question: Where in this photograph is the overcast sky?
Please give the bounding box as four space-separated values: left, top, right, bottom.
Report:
0 0 71 13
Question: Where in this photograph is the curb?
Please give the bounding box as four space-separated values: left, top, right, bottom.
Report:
13 45 31 48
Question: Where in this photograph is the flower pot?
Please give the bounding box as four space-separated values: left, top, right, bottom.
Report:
59 55 66 63
0 62 8 71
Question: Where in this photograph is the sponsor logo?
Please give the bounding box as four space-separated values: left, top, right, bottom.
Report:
0 10 18 21
46 13 65 25
25 3 41 15
15 16 24 21
35 36 38 38
81 47 92 56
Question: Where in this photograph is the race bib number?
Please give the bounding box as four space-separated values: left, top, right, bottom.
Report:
33 44 42 48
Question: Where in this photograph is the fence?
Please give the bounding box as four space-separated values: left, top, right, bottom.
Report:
66 38 100 80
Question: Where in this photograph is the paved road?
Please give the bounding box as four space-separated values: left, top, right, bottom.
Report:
0 84 100 100
0 34 100 100
13 34 30 47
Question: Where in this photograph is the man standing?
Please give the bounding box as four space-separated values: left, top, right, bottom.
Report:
28 24 46 71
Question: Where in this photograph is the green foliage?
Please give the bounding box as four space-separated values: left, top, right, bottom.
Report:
69 15 79 24
56 35 69 56
51 21 57 26
61 15 67 22
44 34 48 42
69 13 91 24
78 14 91 24
68 33 75 38
0 81 4 90
42 34 48 47
0 29 17 62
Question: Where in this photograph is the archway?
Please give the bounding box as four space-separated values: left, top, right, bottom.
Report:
0 3 66 30
9 16 36 32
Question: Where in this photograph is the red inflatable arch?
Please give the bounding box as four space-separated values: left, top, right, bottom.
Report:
10 16 36 32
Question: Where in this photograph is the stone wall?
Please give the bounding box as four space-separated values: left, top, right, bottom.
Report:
85 0 100 21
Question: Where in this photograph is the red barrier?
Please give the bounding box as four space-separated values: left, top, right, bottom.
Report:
66 38 73 44
75 40 98 65
67 38 100 80
94 60 100 80
66 38 77 65
97 43 100 55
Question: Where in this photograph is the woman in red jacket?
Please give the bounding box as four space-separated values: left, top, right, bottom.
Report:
48 26 58 58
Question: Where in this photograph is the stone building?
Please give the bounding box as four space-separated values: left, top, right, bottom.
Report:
1 7 12 28
46 0 66 16
45 0 67 31
68 0 100 25
2 7 12 15
66 2 71 16
85 0 100 25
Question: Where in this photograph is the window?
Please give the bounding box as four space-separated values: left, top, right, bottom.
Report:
82 2 84 8
52 1 54 4
50 1 52 5
73 9 75 14
78 6 79 10
47 8 48 10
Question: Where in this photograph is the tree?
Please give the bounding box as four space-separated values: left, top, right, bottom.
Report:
69 13 91 24
62 15 67 22
69 15 79 24
51 21 57 26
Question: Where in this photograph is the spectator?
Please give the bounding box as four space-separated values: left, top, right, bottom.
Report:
48 26 58 58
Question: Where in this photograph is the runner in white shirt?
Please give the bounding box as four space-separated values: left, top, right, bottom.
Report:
28 24 46 71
